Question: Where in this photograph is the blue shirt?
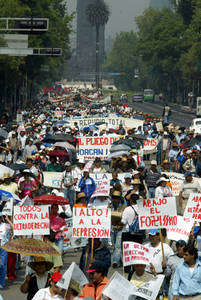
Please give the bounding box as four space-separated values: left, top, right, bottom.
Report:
172 260 201 296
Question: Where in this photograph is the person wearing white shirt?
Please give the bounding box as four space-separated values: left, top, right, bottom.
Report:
155 177 173 199
145 229 174 274
32 272 63 300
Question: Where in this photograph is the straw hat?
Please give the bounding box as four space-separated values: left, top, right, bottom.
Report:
69 279 81 294
111 190 121 197
3 173 12 180
77 192 86 199
28 256 53 272
133 179 141 185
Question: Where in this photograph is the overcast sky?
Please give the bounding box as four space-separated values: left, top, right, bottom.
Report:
105 0 148 37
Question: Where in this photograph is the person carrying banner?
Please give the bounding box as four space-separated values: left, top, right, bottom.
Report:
172 246 201 300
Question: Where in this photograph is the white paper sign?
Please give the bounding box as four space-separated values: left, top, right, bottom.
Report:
166 216 193 242
184 193 201 221
72 207 111 238
134 274 165 300
123 242 150 267
63 218 87 251
92 179 110 198
43 172 63 188
162 172 184 196
13 205 50 236
144 139 158 154
137 197 177 229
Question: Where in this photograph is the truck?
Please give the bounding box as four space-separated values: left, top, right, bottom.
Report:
144 89 154 102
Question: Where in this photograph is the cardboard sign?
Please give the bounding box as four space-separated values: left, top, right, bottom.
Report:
72 207 111 238
92 180 110 198
102 271 137 300
137 197 177 229
13 205 50 236
77 136 119 160
63 218 87 252
166 216 193 242
144 139 158 154
43 172 63 188
123 242 150 267
184 193 201 221
134 274 165 300
162 172 184 196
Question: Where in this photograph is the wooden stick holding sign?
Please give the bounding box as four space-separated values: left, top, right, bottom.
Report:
91 238 94 261
160 229 166 267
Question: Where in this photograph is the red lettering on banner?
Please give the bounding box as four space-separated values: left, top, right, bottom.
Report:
79 219 84 225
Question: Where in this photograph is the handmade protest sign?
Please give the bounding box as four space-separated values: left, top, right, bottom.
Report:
43 172 63 188
134 274 165 300
13 205 50 236
92 180 110 198
72 207 111 238
166 216 193 242
162 172 184 196
144 139 158 154
63 218 87 252
77 136 119 160
137 197 177 229
123 242 150 267
184 193 201 221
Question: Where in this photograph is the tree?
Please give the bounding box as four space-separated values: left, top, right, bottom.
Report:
86 0 110 88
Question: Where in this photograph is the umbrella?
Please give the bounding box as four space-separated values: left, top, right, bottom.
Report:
48 150 70 160
182 136 201 149
54 141 75 151
10 163 28 171
110 144 131 153
33 194 69 205
108 151 130 159
0 128 8 139
0 189 21 203
1 238 60 256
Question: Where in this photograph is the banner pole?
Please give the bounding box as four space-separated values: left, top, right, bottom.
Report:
91 238 94 261
160 229 165 266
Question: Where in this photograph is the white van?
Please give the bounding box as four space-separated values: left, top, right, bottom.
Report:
197 97 201 117
189 118 201 134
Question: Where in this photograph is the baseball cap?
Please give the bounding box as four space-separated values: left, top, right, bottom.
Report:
86 261 107 275
124 173 132 179
149 229 159 235
184 171 192 177
51 272 62 283
65 161 71 167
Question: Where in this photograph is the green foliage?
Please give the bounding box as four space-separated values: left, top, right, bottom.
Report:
86 0 110 27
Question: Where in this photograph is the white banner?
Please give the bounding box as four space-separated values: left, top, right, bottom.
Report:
123 242 150 267
0 164 14 179
92 179 110 198
134 274 165 300
72 207 111 238
166 216 193 242
63 218 87 251
144 139 158 154
162 172 184 196
13 205 50 236
77 136 119 160
184 193 201 221
137 197 177 229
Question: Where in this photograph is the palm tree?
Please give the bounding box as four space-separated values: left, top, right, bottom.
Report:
86 0 110 88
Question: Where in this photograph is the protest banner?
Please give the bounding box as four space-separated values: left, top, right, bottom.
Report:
162 172 184 196
0 164 14 179
144 139 158 154
43 172 63 188
72 207 111 238
123 242 150 267
102 271 137 300
92 179 110 198
184 193 201 221
156 122 163 132
77 136 119 160
13 205 50 236
137 197 177 229
54 110 64 118
134 274 165 300
63 218 87 252
166 216 194 242
2 199 13 216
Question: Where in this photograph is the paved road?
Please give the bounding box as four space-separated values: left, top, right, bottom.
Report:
130 99 195 127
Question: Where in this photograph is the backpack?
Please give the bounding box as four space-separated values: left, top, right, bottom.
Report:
129 206 145 235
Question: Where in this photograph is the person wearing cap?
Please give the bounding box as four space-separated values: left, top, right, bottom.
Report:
145 160 161 198
122 173 133 195
78 170 96 204
182 150 196 173
161 160 171 172
74 192 87 208
145 229 173 275
20 257 53 300
74 159 85 179
164 240 186 300
32 272 63 300
80 261 109 300
61 162 78 209
23 139 37 161
172 245 201 300
110 170 122 187
179 171 201 215
155 177 173 199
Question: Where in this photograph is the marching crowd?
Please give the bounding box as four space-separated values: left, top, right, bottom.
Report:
0 94 201 300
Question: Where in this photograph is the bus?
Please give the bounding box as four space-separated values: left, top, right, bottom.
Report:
144 89 154 102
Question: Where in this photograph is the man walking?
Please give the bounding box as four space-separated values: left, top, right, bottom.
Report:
172 246 201 300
